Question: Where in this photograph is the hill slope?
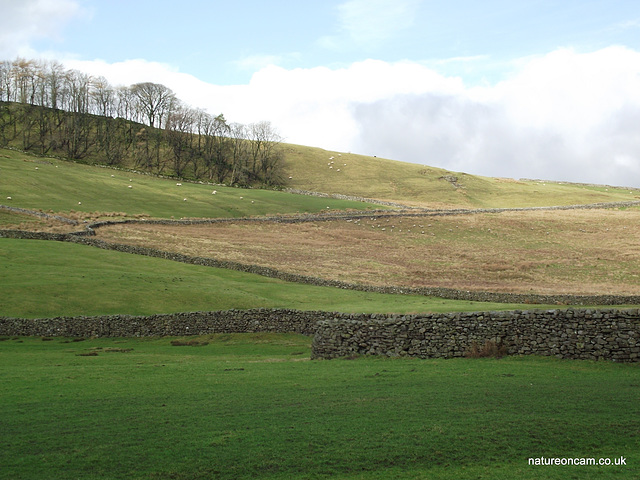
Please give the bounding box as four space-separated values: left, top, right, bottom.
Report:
281 143 640 208
0 148 381 220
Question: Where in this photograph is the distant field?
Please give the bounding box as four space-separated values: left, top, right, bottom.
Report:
97 207 640 297
282 144 640 208
1 335 638 479
0 149 381 219
0 238 571 319
3 147 639 219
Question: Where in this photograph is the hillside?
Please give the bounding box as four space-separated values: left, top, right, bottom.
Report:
281 143 640 208
0 148 381 221
2 144 639 217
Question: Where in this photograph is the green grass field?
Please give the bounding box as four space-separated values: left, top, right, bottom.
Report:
0 149 381 219
282 144 640 208
1 335 638 479
3 148 639 219
0 238 575 318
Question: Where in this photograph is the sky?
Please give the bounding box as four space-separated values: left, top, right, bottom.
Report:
2 0 640 187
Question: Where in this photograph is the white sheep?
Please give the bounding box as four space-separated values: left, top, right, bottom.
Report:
176 183 182 186
78 202 82 205
183 198 187 201
128 185 132 188
7 196 11 200
212 190 217 195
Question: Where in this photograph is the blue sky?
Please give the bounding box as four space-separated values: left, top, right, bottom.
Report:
23 0 639 84
2 0 640 186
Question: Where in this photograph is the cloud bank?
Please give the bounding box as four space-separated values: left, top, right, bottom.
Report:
58 46 640 188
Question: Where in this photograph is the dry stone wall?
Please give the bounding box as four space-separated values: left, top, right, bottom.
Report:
311 308 640 362
1 308 639 363
0 309 322 338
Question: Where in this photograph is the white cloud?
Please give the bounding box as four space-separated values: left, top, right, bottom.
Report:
349 46 640 186
319 0 422 49
0 0 85 58
63 46 640 188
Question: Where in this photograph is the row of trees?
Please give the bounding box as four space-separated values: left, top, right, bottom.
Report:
0 58 285 186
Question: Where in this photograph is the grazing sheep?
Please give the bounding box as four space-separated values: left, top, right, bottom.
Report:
176 183 182 186
7 196 11 200
212 190 217 195
35 167 38 170
78 202 82 205
183 198 187 201
128 185 132 188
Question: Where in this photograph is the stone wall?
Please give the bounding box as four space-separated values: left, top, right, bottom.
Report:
311 308 640 362
0 309 323 338
2 308 639 363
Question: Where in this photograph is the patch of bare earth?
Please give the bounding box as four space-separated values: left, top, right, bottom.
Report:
95 208 640 296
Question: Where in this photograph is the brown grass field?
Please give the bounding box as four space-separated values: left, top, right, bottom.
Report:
95 207 640 296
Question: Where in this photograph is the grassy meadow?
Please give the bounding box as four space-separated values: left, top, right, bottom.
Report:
0 148 381 220
281 144 640 208
1 335 638 480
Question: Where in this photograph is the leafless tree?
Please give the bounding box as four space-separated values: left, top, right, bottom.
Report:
247 121 284 185
131 82 175 128
165 101 196 177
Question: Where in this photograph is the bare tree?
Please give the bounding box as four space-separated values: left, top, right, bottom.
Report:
247 121 284 185
165 101 196 177
131 82 175 128
198 112 232 182
228 122 249 185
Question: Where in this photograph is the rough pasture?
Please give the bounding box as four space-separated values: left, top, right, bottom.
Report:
95 207 640 296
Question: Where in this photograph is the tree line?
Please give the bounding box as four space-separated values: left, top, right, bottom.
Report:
0 58 285 186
